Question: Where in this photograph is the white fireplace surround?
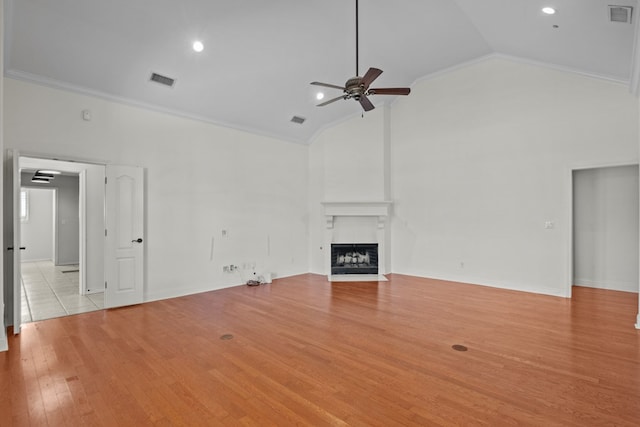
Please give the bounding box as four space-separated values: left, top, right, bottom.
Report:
322 201 392 282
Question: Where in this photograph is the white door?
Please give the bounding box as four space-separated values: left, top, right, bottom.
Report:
105 165 144 308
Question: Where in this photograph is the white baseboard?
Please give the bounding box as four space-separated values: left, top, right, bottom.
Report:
574 278 638 293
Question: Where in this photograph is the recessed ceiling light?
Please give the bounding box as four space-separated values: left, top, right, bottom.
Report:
316 92 325 101
542 7 556 15
192 40 204 52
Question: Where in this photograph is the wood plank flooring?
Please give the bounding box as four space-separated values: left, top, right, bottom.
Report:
1 273 639 426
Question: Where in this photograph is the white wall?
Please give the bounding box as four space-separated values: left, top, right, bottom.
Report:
389 58 639 297
573 166 639 293
4 78 309 303
20 188 54 262
308 132 326 273
319 107 387 202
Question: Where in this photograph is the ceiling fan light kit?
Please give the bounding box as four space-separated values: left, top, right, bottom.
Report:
310 0 410 112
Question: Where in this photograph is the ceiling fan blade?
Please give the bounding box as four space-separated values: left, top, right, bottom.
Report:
311 82 345 91
317 95 345 107
368 87 411 96
361 68 383 88
359 96 375 112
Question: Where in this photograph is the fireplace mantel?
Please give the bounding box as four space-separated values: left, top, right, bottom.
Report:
322 201 392 229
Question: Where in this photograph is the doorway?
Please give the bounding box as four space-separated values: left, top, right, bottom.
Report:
5 151 145 335
10 156 107 329
19 173 104 323
572 164 639 294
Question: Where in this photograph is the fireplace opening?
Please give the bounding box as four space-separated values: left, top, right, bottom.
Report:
331 243 378 275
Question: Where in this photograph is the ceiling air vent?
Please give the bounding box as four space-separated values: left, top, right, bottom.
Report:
290 116 306 125
150 72 175 87
609 5 633 23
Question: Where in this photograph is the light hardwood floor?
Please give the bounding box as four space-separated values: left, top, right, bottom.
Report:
1 274 639 426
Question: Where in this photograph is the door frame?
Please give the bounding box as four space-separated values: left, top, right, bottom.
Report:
20 158 88 292
9 151 104 330
565 161 640 327
79 170 87 295
11 150 20 333
51 187 59 267
7 151 146 334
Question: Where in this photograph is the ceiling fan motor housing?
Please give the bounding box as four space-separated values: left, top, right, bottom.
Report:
345 76 364 99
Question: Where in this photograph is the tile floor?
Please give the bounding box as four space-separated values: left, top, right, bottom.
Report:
21 260 104 323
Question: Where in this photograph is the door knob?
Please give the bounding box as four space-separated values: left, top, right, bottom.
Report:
132 238 143 243
7 247 26 250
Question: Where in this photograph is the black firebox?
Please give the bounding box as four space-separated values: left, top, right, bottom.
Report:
331 243 378 275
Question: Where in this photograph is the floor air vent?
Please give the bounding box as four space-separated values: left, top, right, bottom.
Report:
609 6 633 24
150 72 176 87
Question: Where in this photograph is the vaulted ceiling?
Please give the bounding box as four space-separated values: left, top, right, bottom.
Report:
5 0 638 144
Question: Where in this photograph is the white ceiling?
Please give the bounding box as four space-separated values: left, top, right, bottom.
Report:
5 0 638 144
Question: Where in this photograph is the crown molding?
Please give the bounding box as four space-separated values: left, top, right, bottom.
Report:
410 53 629 88
490 53 629 85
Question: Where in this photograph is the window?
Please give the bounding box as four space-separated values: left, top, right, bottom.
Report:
20 189 29 222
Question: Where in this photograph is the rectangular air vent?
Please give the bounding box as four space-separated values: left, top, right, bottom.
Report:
609 5 633 23
150 72 175 87
290 116 306 124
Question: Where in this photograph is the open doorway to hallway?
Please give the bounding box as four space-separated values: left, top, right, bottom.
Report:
572 164 639 294
15 157 107 324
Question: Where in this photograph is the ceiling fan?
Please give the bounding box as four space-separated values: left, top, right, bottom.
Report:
310 0 410 112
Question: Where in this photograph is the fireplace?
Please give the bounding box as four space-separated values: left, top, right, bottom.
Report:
331 243 378 275
322 201 391 281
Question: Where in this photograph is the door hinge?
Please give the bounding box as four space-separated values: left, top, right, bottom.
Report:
105 177 107 184
105 281 107 289
105 229 107 236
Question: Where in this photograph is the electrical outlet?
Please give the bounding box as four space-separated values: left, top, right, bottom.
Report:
223 266 229 273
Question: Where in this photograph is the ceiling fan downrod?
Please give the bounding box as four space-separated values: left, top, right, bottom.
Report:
356 0 359 77
309 0 410 111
